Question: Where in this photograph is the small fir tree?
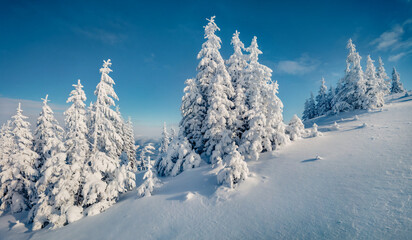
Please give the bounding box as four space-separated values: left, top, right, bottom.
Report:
391 67 405 94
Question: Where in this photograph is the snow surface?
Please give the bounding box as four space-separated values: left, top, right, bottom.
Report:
1 93 411 239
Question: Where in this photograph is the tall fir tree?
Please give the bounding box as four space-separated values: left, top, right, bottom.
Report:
154 122 171 171
332 39 367 112
84 59 135 216
64 79 89 207
197 16 236 164
30 95 73 230
364 55 384 108
122 117 137 171
34 95 64 169
0 121 13 172
179 78 205 153
391 67 405 94
0 103 39 214
239 36 286 160
316 77 328 115
302 92 316 120
226 30 248 144
376 57 390 94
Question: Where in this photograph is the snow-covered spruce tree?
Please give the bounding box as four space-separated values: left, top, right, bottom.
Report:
114 106 125 157
309 123 322 137
139 143 155 171
0 121 13 171
316 77 328 116
156 132 201 177
0 103 39 214
159 122 170 156
64 79 88 208
217 142 249 188
376 57 390 94
30 95 77 230
0 121 14 214
226 30 248 144
154 122 171 171
137 149 161 198
285 114 305 141
34 95 64 169
239 36 287 161
170 127 176 142
198 16 236 164
122 117 137 171
84 59 135 216
302 92 316 120
179 78 205 153
391 67 405 94
326 86 335 112
364 55 384 108
332 39 367 113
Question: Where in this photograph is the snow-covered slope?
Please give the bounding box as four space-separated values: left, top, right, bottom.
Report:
1 93 411 239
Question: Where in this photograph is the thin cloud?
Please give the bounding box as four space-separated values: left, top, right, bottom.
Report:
371 19 412 52
371 25 404 50
276 55 319 75
388 49 412 62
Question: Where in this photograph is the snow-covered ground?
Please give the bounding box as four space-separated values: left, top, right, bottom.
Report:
1 93 411 239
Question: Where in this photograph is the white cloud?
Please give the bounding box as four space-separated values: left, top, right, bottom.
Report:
388 49 412 62
276 55 318 75
371 25 404 50
372 19 412 52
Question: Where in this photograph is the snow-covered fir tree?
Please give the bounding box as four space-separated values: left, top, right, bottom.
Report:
137 149 161 198
364 55 384 108
315 77 329 116
30 95 77 230
391 67 405 94
139 143 155 171
34 95 64 169
309 123 322 137
0 103 39 214
0 121 13 171
226 30 248 144
217 142 249 188
159 122 170 157
154 122 171 171
64 79 89 207
170 127 176 142
156 132 201 177
239 36 287 160
114 106 125 157
302 92 316 120
0 121 14 213
179 78 205 153
326 86 335 112
84 59 135 216
332 39 367 112
122 117 137 171
376 57 390 94
198 16 236 164
285 115 305 141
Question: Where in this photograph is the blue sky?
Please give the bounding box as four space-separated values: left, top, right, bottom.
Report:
1 0 411 137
